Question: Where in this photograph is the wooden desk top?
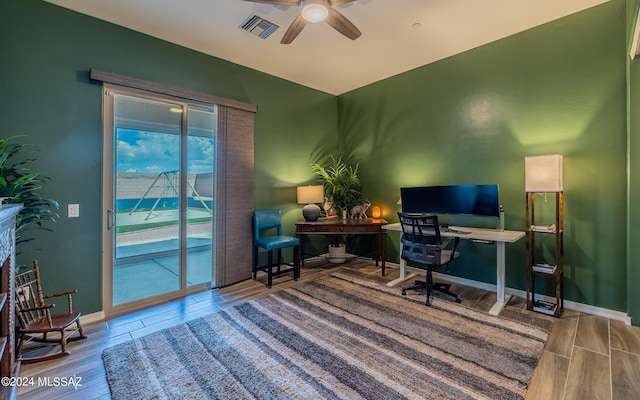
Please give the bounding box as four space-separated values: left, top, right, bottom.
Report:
296 218 388 234
382 222 524 243
296 218 388 226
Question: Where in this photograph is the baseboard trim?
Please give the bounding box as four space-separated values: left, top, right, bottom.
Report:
384 262 632 325
80 311 106 325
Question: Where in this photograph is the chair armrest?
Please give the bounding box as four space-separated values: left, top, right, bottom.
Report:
17 304 56 328
44 289 77 299
18 304 55 313
45 290 77 312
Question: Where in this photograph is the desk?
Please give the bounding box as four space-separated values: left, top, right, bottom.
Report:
383 223 525 315
296 218 388 275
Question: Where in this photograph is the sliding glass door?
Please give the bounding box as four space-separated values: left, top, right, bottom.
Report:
185 106 216 286
103 88 216 312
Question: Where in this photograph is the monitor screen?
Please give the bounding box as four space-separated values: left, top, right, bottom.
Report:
400 184 500 218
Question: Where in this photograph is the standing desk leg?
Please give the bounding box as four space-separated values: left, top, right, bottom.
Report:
387 258 417 287
386 232 416 286
488 242 512 315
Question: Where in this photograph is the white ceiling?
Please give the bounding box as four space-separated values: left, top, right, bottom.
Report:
44 0 608 95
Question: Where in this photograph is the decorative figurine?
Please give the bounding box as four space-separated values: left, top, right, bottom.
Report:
324 197 337 218
350 201 371 219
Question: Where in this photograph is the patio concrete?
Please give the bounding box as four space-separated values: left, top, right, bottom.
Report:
112 209 214 305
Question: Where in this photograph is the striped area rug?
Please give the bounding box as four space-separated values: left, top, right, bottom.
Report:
103 267 552 400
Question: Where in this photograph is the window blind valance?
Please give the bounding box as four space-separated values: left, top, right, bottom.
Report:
90 68 257 113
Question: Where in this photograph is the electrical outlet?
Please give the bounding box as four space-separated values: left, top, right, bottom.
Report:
68 204 80 218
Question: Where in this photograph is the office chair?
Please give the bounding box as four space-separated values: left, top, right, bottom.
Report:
253 210 300 288
398 212 461 306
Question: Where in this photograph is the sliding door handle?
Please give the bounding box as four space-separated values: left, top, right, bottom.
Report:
107 209 116 230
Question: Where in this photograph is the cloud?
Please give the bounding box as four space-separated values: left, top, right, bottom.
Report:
116 129 215 174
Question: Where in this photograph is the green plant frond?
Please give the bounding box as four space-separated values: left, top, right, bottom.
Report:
15 237 36 245
311 155 364 214
0 136 59 249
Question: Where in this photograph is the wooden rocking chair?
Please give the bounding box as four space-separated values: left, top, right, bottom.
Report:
14 260 87 363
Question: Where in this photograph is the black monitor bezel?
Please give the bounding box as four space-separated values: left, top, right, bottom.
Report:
400 184 500 219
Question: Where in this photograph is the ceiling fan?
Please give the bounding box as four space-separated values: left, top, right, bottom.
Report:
243 0 362 44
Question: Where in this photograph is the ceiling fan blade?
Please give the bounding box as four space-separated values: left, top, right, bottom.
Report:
328 0 358 6
325 7 361 40
241 0 300 5
281 14 308 44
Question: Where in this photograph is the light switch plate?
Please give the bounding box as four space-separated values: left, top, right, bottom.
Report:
68 204 80 218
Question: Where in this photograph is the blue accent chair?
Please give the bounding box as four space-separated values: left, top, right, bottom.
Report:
253 210 300 288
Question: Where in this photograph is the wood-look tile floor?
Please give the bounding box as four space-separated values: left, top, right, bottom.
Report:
16 259 640 400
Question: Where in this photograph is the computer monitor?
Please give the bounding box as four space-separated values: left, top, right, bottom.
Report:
400 184 500 218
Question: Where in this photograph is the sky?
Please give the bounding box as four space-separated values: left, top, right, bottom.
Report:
116 129 215 175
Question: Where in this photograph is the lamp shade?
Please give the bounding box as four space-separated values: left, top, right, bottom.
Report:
297 185 324 204
525 154 563 192
297 185 324 221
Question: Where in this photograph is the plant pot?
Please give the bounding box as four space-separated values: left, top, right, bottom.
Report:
328 243 346 263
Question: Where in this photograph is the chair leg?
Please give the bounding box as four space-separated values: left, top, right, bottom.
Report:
400 268 461 305
277 249 282 273
16 321 87 364
16 334 24 359
267 250 273 288
402 280 425 295
60 329 68 353
425 269 433 306
253 246 258 280
78 320 87 339
293 245 300 280
432 282 461 303
69 320 88 341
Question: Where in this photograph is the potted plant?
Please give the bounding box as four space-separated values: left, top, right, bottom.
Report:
311 156 365 262
0 136 60 251
311 155 364 218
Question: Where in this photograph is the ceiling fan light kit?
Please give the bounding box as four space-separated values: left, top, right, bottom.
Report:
301 0 328 23
243 0 361 44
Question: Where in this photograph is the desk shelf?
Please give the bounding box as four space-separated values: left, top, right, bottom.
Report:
525 192 564 317
324 252 358 264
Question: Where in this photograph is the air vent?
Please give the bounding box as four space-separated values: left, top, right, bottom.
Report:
239 14 280 40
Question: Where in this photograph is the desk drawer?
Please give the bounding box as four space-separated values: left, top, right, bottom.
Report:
296 225 384 234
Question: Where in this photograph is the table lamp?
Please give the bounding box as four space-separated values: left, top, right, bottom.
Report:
371 205 381 219
297 185 324 221
525 154 563 192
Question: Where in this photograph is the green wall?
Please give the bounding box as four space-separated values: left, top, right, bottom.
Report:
0 0 337 314
338 0 628 312
0 0 635 319
628 0 640 324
